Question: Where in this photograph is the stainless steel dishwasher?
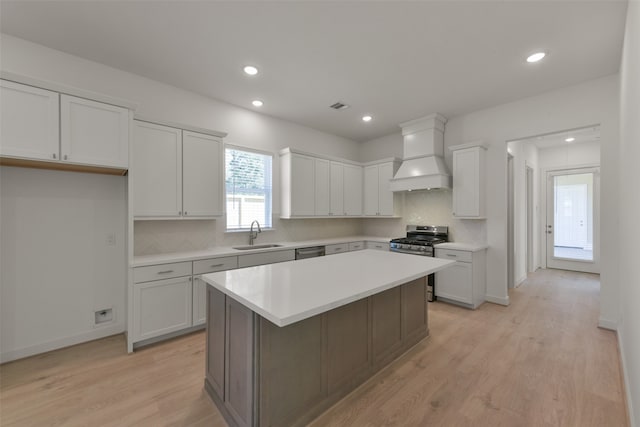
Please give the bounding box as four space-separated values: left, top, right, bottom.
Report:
295 246 325 260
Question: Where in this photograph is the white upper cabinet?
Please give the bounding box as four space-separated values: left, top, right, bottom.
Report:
450 143 487 219
280 152 329 217
1 79 131 172
343 163 363 216
1 80 59 161
280 148 389 219
133 121 223 219
182 131 223 217
132 121 183 217
60 95 129 168
329 161 344 216
363 160 399 216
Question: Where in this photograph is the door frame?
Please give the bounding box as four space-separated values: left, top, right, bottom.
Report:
526 165 535 273
541 164 600 273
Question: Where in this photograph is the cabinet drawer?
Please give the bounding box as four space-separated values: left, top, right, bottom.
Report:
238 250 296 268
326 243 348 255
348 241 365 251
193 256 238 275
435 248 472 263
133 261 192 283
366 241 389 251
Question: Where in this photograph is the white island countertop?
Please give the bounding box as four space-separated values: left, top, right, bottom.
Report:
202 249 455 327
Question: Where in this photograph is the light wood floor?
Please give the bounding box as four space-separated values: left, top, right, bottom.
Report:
0 269 628 426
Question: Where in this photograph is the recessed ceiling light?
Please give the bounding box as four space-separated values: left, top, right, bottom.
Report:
252 100 263 107
565 137 575 142
362 115 373 122
243 65 259 75
526 52 546 63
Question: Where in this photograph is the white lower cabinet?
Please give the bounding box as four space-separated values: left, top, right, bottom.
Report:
348 241 364 251
325 243 348 255
435 247 486 309
133 276 193 341
132 256 238 345
366 241 389 251
238 250 295 268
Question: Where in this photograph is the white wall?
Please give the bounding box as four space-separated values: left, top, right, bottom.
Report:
0 34 364 256
506 140 540 286
617 1 640 425
361 75 619 310
0 167 126 362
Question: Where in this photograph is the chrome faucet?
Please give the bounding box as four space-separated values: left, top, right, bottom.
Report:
249 220 262 245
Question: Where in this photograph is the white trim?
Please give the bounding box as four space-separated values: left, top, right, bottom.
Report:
617 327 636 427
0 325 124 363
449 141 488 151
515 274 527 288
1 71 139 111
278 147 363 166
134 115 227 138
484 294 510 306
598 317 618 330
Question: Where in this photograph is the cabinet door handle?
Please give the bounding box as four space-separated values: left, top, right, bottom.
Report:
63 154 68 160
52 153 57 159
210 263 224 268
157 270 174 274
446 254 458 258
178 211 182 216
184 211 188 216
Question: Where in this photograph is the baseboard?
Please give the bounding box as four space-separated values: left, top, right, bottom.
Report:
515 274 527 288
598 317 618 331
0 323 125 364
617 327 636 427
484 294 510 306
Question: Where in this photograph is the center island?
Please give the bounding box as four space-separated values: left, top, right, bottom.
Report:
201 249 455 427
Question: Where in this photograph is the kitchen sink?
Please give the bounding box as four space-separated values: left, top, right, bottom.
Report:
233 244 283 250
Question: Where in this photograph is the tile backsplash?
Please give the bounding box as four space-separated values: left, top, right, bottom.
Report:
134 217 363 256
134 190 486 256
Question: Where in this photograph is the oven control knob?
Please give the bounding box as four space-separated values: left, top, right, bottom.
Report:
419 247 426 251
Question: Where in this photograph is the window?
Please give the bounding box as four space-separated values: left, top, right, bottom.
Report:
225 146 273 230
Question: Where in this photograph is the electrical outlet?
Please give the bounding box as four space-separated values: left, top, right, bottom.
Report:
94 308 113 325
106 233 116 246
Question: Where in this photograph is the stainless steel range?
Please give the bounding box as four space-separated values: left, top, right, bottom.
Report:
390 225 449 301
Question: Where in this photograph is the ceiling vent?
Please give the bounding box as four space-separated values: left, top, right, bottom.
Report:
329 102 350 110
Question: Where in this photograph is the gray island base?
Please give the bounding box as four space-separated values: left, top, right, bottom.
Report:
205 276 430 427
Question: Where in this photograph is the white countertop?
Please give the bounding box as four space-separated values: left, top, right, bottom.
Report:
202 249 455 327
434 242 488 251
131 236 392 267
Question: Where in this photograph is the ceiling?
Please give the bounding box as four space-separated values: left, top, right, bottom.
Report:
0 1 628 142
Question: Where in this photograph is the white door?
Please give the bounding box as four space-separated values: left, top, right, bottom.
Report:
0 80 60 161
377 162 395 216
182 131 223 217
290 154 315 216
314 158 330 216
329 162 344 216
132 121 182 217
60 95 129 168
343 164 363 216
546 168 598 273
363 165 379 216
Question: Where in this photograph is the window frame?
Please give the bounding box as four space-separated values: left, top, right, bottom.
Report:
224 144 274 231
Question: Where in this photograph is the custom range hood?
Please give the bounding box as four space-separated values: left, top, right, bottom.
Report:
389 113 451 192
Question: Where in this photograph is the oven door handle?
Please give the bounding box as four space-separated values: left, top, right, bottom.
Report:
390 248 432 256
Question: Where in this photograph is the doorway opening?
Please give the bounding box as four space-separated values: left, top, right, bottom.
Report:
506 125 600 280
